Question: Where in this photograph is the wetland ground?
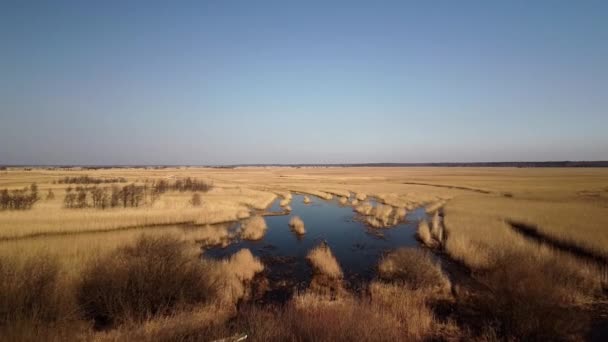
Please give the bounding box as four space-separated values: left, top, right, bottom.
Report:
0 166 607 341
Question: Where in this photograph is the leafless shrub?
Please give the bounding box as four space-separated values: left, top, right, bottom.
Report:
77 235 216 325
0 183 39 210
0 255 69 325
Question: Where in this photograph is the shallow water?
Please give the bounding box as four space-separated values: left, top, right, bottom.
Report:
204 194 428 300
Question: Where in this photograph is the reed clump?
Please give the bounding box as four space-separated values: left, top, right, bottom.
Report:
417 220 435 247
378 248 450 291
280 197 291 207
239 216 267 240
289 216 306 235
307 244 343 279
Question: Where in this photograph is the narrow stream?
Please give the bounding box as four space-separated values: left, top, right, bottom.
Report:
204 194 430 302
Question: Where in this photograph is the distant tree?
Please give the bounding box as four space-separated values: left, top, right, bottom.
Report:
29 183 39 202
76 188 88 208
110 186 120 208
64 187 76 208
91 187 107 209
0 189 9 209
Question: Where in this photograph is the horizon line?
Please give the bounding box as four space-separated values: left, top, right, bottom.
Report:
2 160 608 168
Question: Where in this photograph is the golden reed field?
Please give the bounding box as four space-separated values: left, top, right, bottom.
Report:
1 166 607 341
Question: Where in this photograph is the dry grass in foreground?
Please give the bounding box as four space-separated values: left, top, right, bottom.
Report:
0 234 265 341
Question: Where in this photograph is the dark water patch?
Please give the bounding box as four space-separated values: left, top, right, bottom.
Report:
204 195 429 302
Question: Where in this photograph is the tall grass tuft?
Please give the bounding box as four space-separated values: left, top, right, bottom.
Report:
355 202 373 215
307 244 343 279
239 216 267 240
431 211 443 243
289 216 306 235
417 220 435 247
378 248 449 291
210 249 265 304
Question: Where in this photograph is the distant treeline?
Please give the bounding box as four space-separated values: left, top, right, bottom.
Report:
64 178 212 209
152 177 213 193
55 176 128 184
64 184 146 209
0 183 39 210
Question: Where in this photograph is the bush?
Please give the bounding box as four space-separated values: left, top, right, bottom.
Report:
0 255 69 325
191 193 202 207
77 235 216 325
378 248 449 290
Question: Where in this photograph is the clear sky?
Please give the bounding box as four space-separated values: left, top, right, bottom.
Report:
1 1 607 165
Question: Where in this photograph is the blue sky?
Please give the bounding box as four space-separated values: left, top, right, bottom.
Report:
1 1 607 165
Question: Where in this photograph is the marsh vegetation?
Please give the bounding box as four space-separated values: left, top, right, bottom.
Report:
0 167 607 340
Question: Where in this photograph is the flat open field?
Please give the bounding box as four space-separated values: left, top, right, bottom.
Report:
1 166 607 341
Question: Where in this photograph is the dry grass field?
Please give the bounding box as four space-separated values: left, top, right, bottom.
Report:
1 166 607 340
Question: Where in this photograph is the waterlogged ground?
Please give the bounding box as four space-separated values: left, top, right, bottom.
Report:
204 194 429 301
